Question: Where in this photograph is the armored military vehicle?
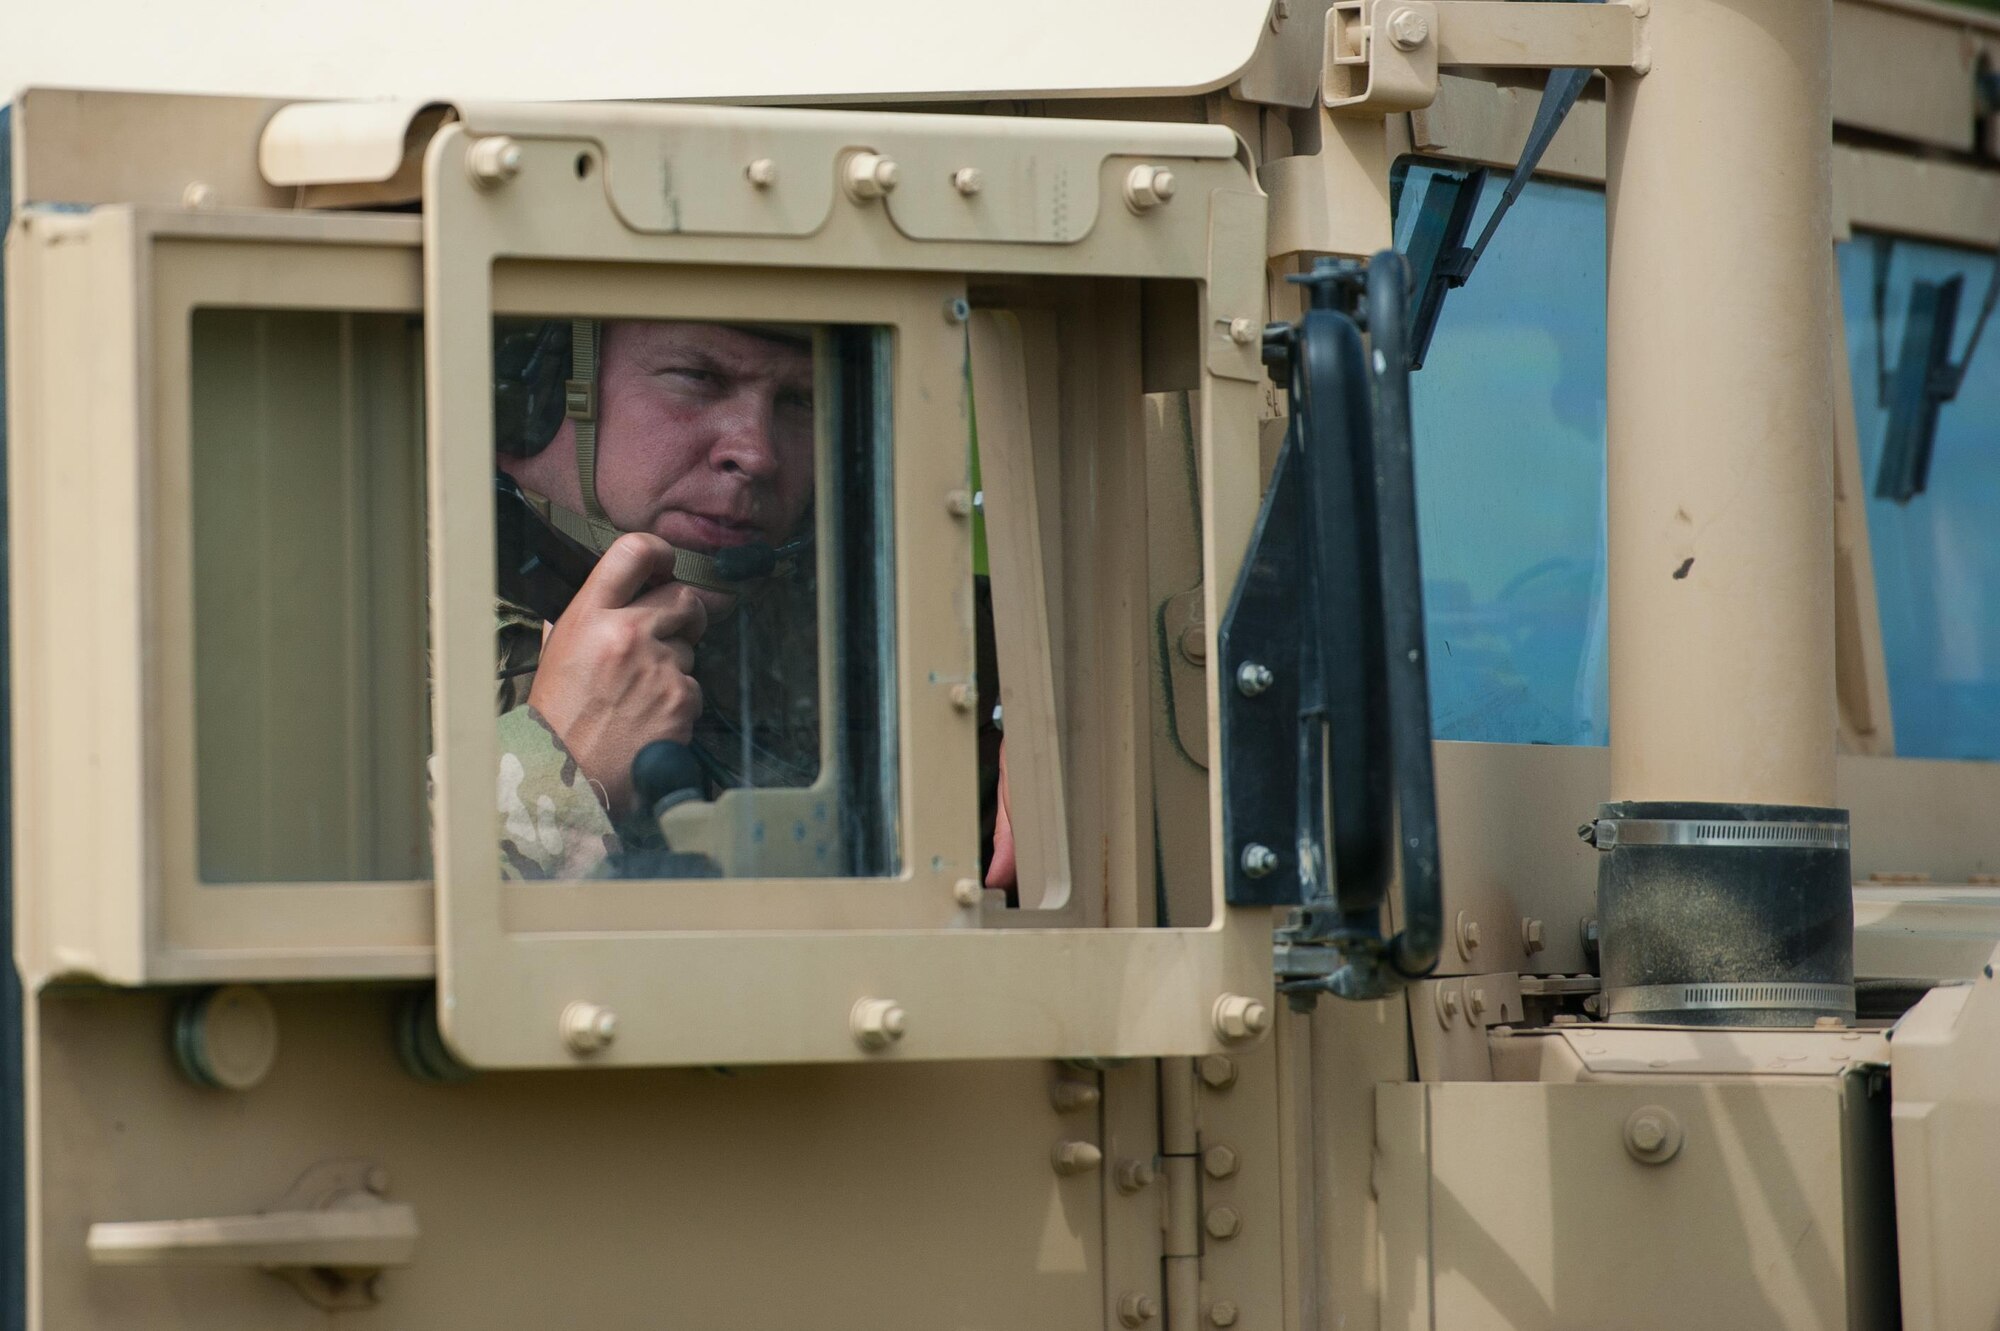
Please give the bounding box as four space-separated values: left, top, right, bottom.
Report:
4 0 2000 1326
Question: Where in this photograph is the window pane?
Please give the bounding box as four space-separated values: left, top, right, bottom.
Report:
490 317 897 880
1395 164 1610 745
1840 235 2000 760
192 308 431 883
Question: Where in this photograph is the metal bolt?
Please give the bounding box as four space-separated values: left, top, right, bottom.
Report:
844 152 900 200
1213 993 1272 1043
466 136 524 187
1209 1302 1241 1328
1581 917 1601 955
850 997 907 1051
943 296 971 324
953 877 983 908
182 181 215 210
1521 917 1546 954
1198 1054 1238 1090
1178 622 1207 665
1240 844 1278 879
952 166 985 196
1623 1105 1683 1164
1386 6 1431 50
1228 316 1258 346
1205 1206 1243 1240
745 157 778 187
1236 661 1274 696
949 681 977 712
1049 1079 1100 1113
1435 984 1461 1028
946 488 974 516
1124 164 1177 212
1203 1144 1239 1179
1052 1140 1104 1176
560 1000 617 1055
1118 1292 1161 1327
1455 910 1481 959
1468 987 1488 1018
1114 1158 1157 1194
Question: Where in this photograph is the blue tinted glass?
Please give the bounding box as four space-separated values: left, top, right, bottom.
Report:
1395 164 1609 745
1839 236 2000 760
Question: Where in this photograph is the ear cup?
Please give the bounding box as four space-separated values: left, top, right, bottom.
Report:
492 318 573 456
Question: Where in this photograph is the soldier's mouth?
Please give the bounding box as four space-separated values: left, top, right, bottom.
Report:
668 511 765 552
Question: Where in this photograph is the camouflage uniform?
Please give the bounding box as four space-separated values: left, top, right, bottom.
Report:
492 577 822 881
494 601 622 880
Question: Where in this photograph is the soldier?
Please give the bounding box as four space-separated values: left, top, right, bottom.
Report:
490 318 818 878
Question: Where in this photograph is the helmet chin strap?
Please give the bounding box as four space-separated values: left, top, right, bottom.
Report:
550 316 761 598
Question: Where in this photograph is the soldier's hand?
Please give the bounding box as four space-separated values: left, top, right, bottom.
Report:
528 533 708 818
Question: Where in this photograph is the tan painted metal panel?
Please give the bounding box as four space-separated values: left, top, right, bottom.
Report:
1379 1080 1864 1331
28 986 1105 1330
1890 957 2000 1329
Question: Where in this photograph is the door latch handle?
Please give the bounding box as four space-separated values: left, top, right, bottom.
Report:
86 1160 416 1309
87 1197 418 1269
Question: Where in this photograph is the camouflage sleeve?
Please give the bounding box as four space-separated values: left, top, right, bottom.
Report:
495 704 621 880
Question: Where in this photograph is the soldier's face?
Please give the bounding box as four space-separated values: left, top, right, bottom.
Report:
590 321 816 556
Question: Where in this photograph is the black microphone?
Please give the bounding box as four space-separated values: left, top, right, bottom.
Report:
632 740 708 819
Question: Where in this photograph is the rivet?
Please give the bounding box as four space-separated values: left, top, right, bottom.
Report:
1203 1144 1240 1179
953 877 983 908
949 681 977 712
844 151 900 200
946 489 974 517
745 157 778 188
1521 917 1546 953
1050 1078 1101 1113
1114 1158 1157 1194
1386 5 1431 50
1118 1292 1161 1327
1623 1105 1683 1164
1240 844 1278 879
1052 1140 1104 1176
1178 621 1207 665
1198 1054 1238 1090
181 182 215 210
1236 661 1274 696
560 1000 617 1055
850 997 907 1051
466 136 524 188
365 1166 392 1196
1213 994 1271 1044
1228 316 1257 345
1208 1301 1240 1328
1124 164 1177 213
1205 1205 1242 1240
952 166 985 196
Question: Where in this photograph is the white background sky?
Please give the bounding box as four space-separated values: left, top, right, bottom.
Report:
2 0 1271 105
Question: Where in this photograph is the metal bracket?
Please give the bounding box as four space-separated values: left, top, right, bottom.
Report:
1326 0 1642 117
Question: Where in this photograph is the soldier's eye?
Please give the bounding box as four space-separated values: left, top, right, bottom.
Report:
660 366 724 391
